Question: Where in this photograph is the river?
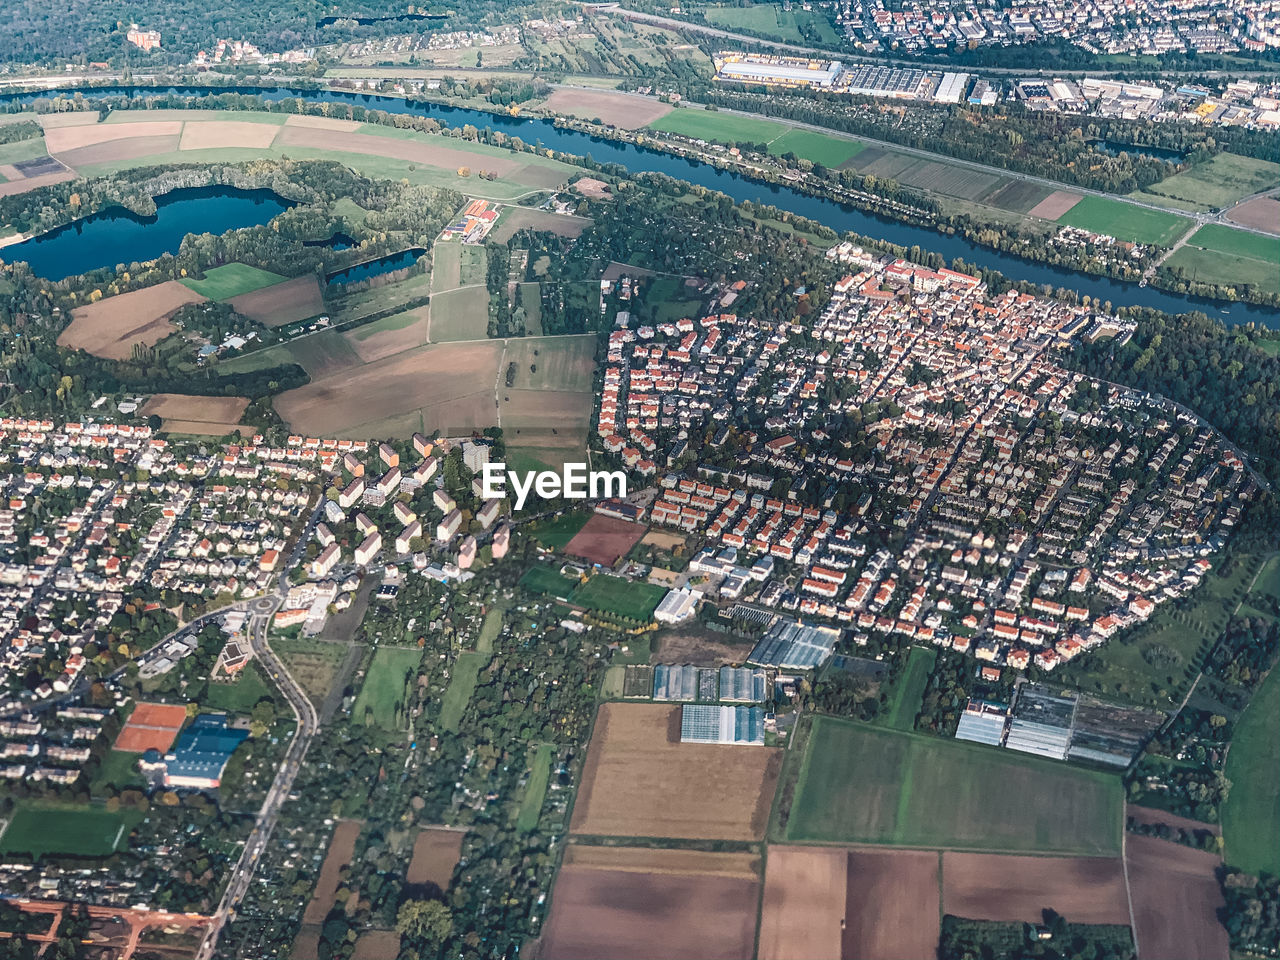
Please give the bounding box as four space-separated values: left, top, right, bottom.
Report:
3 84 1276 325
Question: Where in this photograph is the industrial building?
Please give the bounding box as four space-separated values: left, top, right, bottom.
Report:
679 704 765 745
841 65 930 99
716 55 843 89
934 72 971 104
654 586 700 624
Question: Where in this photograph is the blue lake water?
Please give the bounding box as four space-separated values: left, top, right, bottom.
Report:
2 185 293 281
326 247 427 284
2 85 1276 325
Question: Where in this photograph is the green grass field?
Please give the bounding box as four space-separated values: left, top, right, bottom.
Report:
1185 223 1280 263
516 742 555 832
0 137 48 167
518 564 578 600
1165 244 1279 296
202 664 275 714
181 263 286 300
1222 660 1280 876
1057 196 1191 246
571 574 667 622
647 108 787 146
882 646 937 731
439 651 488 733
519 282 542 336
1131 153 1280 213
766 128 864 167
785 717 1123 854
0 801 137 858
430 286 490 342
527 510 591 550
352 646 423 729
477 606 504 654
89 750 145 794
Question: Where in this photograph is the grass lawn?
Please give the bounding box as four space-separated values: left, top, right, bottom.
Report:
202 663 275 714
430 286 490 342
571 574 668 622
1222 663 1280 876
1131 153 1280 212
181 262 286 300
766 128 864 168
1057 195 1191 246
705 4 803 41
352 646 423 730
1184 223 1280 263
785 717 1123 854
527 510 591 550
516 742 555 832
518 564 578 600
439 651 488 733
1165 243 1280 296
881 646 937 731
0 801 139 858
477 606 505 654
519 282 542 335
89 750 144 794
647 108 787 146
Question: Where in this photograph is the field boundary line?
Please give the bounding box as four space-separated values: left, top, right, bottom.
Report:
1121 828 1140 957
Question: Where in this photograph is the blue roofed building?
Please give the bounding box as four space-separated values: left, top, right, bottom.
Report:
163 714 249 789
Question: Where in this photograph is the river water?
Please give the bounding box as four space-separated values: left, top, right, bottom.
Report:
2 84 1276 325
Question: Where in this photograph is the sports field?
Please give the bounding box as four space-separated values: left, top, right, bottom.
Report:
785 717 1123 854
180 262 286 300
1222 663 1280 876
1056 195 1190 246
766 128 864 167
0 801 134 858
572 574 667 622
519 563 579 599
647 108 786 146
881 646 936 731
352 646 423 730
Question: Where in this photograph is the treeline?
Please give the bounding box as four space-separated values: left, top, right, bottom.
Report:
0 119 40 146
1066 309 1280 487
1220 871 1280 956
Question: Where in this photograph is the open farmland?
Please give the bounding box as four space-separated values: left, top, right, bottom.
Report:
229 275 325 327
784 717 1123 854
344 307 431 363
564 514 648 567
351 646 422 730
540 846 760 960
940 852 1129 924
140 394 249 436
499 335 597 467
543 88 673 129
406 828 464 892
1131 152 1280 212
0 802 134 858
1057 195 1190 245
1222 664 1280 876
646 108 787 145
1125 834 1229 960
570 703 781 841
984 179 1054 215
843 849 941 960
273 339 505 438
429 286 490 342
181 262 286 300
57 280 205 360
1226 195 1280 232
488 206 591 244
758 846 848 960
766 128 864 168
178 120 280 152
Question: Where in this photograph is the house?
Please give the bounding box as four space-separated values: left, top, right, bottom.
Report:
354 532 382 567
311 543 340 578
436 509 462 542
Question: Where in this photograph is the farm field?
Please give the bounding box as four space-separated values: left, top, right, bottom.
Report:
519 282 542 335
488 206 591 244
0 802 135 858
140 393 249 436
1182 223 1280 262
1125 834 1229 960
541 845 760 960
0 136 49 169
843 849 941 960
564 514 648 567
766 128 864 167
180 262 285 300
516 742 554 832
498 335 597 466
542 88 673 129
705 4 806 41
784 717 1123 854
1056 195 1190 246
572 574 667 621
438 651 488 733
273 339 505 438
984 179 1054 215
57 280 205 360
940 852 1129 924
881 645 935 731
758 846 848 960
406 828 464 891
429 286 490 342
351 646 422 730
646 108 787 145
229 274 325 327
1226 194 1280 232
1221 662 1280 876
302 820 362 925
570 703 781 841
1165 244 1280 295
1130 152 1280 212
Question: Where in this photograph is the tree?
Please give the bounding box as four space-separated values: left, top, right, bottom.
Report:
396 899 453 944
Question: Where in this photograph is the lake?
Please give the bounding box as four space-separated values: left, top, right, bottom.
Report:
2 84 1277 325
326 247 427 285
2 185 293 282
